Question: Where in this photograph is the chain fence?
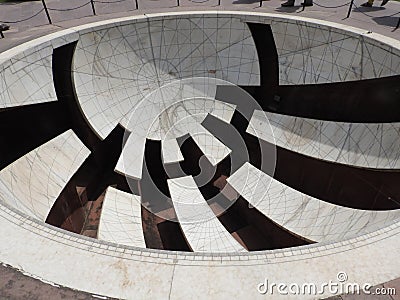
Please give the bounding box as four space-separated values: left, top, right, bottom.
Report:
0 0 399 32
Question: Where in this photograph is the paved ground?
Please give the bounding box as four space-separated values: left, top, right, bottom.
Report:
0 0 399 53
0 0 400 299
0 263 117 300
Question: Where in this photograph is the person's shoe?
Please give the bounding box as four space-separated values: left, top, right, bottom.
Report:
381 0 389 6
281 1 295 7
361 2 373 7
301 1 313 6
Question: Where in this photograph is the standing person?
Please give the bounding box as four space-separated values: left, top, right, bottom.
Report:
281 0 313 7
361 0 389 7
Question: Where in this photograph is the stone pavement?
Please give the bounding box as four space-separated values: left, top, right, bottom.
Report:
0 0 399 53
0 263 113 300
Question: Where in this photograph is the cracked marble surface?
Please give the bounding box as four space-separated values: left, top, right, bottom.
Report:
0 130 90 221
227 162 400 242
98 187 146 248
248 110 400 169
168 176 247 252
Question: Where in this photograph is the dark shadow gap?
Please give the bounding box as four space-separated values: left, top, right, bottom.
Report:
178 135 229 199
47 42 136 233
259 140 400 210
204 112 400 210
0 102 70 171
241 22 400 122
245 22 279 102
272 75 400 122
178 134 306 250
141 139 190 251
53 41 100 151
232 197 313 250
46 125 135 233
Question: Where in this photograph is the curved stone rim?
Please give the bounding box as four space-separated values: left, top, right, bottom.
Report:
0 10 399 260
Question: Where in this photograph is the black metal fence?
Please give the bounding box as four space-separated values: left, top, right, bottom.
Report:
258 0 400 30
0 0 399 33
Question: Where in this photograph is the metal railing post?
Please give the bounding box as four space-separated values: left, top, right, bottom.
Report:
346 0 355 19
218 0 221 6
41 0 52 24
259 0 262 7
135 0 138 9
90 0 96 15
177 0 180 6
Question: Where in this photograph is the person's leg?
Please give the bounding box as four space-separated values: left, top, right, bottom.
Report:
381 0 389 6
281 0 295 7
361 0 374 7
301 0 313 6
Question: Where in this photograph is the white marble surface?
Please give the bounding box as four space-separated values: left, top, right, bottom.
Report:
115 133 146 180
73 15 259 140
115 80 235 179
144 92 236 141
190 122 231 166
1 189 400 299
162 138 184 164
248 110 400 169
268 20 400 85
98 187 146 248
160 115 232 166
0 31 78 108
168 176 247 252
227 162 400 242
0 130 90 221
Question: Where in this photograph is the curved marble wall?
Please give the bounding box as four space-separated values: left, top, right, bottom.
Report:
248 110 400 169
0 31 77 108
73 15 260 140
227 162 400 242
269 19 400 84
0 130 90 221
0 11 399 250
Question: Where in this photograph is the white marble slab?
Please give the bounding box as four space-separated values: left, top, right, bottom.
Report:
190 123 231 166
162 139 184 164
227 162 400 242
0 130 90 221
247 110 400 169
98 187 146 248
167 176 247 252
115 133 147 180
